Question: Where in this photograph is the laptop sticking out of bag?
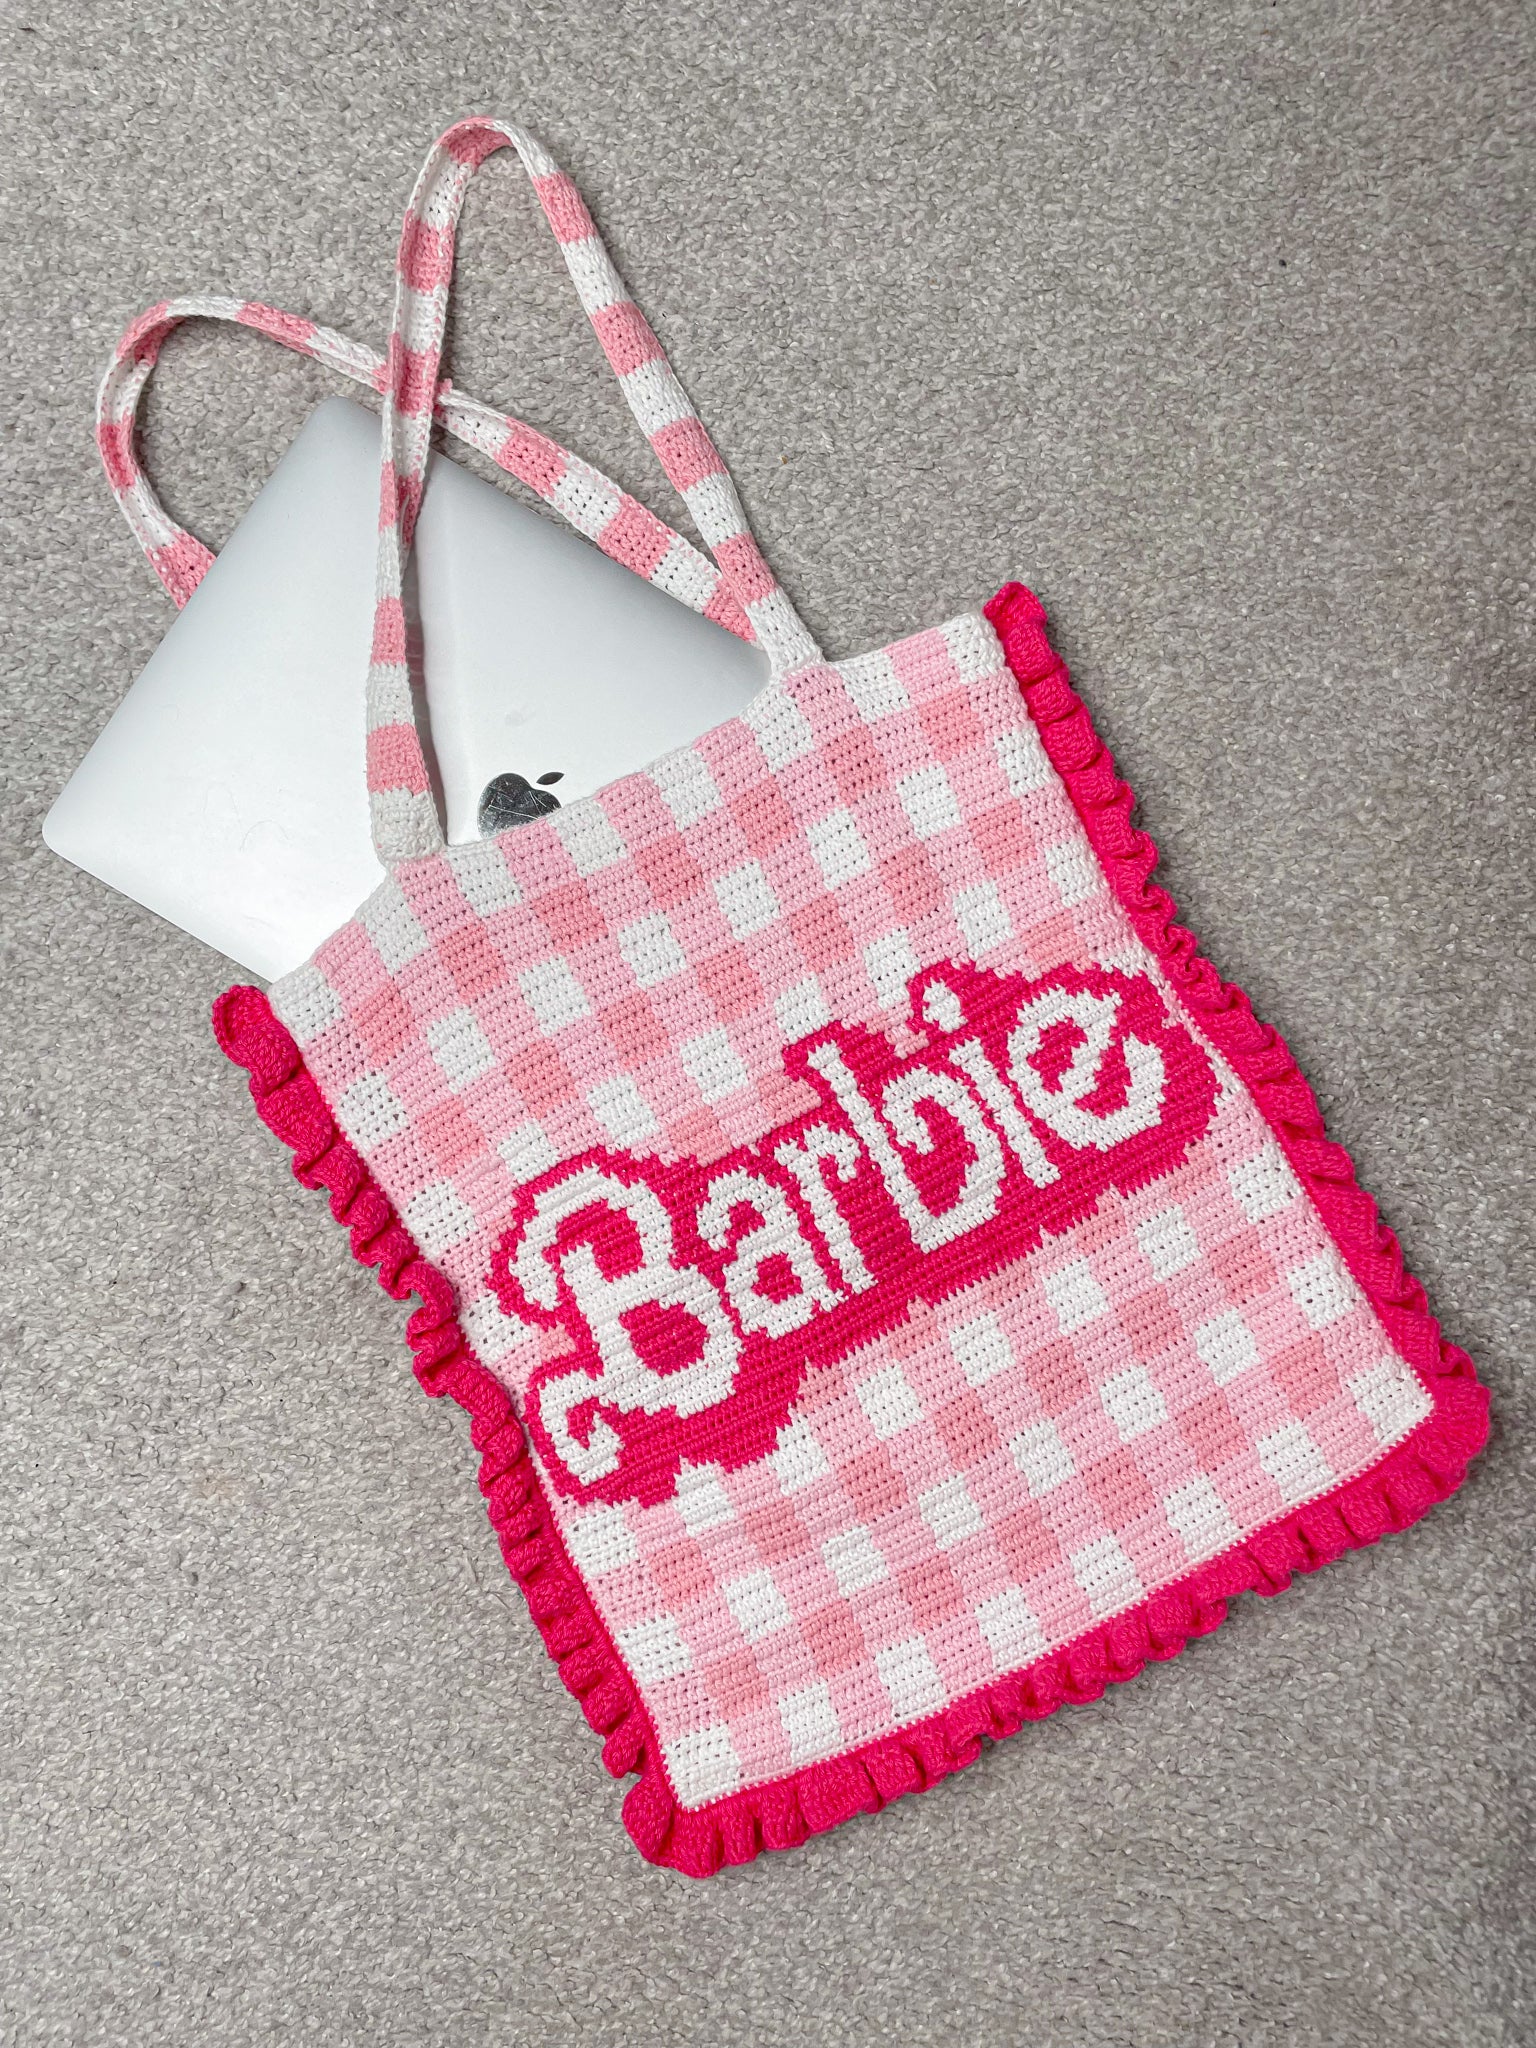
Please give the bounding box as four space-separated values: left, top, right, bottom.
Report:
46 396 766 980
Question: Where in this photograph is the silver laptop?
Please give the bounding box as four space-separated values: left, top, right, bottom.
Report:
45 397 767 980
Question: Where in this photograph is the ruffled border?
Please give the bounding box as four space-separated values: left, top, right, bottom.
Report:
212 581 1487 1878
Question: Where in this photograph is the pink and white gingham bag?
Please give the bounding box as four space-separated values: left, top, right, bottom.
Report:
101 118 1487 1875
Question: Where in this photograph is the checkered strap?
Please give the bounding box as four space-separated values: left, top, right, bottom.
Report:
98 299 753 642
366 117 824 863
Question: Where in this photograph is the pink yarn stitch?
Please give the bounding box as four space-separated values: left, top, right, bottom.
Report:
211 581 1486 1878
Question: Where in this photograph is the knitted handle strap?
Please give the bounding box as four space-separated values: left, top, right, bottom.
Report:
367 117 823 863
366 119 824 860
97 298 753 641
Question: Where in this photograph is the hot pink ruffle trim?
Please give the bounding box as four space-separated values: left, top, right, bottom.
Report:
212 581 1487 1878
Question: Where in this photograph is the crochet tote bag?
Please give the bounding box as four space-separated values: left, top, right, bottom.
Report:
101 117 1487 1875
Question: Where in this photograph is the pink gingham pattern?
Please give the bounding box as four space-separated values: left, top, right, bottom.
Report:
272 607 1430 1808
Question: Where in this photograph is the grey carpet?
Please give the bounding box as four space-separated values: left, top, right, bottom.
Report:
3 3 1532 2043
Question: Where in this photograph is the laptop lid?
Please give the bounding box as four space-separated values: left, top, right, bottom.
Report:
45 397 767 981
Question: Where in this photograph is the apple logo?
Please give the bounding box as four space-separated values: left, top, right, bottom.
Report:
478 771 564 834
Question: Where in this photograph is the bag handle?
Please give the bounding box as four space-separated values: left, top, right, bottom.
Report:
366 116 824 864
97 298 754 642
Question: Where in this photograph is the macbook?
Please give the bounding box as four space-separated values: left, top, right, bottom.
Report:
45 397 768 979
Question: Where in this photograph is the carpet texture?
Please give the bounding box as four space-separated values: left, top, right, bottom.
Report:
2 3 1532 2042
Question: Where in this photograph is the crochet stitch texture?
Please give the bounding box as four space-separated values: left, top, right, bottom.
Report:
108 120 1487 1876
